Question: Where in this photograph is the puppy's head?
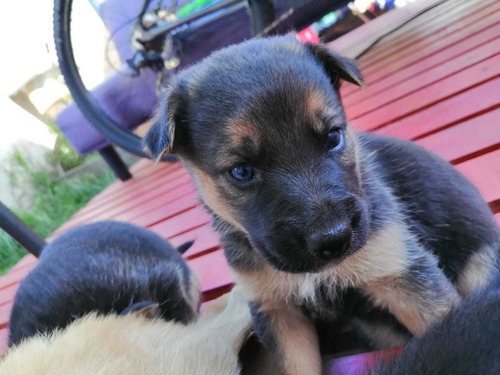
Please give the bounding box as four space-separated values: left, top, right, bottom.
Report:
145 36 369 273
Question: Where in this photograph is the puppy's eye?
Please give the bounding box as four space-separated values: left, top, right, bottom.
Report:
327 128 343 150
228 164 255 183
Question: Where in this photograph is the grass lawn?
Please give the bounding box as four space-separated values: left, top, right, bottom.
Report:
0 170 114 275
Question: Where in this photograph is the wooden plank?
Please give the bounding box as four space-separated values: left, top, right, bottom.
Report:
68 163 184 220
416 109 500 164
343 11 500 97
148 206 211 238
360 0 498 67
169 225 222 259
112 182 197 222
55 173 194 233
188 249 234 295
0 267 30 291
132 192 201 228
0 285 18 308
352 55 500 131
456 150 500 206
73 162 179 217
343 28 500 106
344 37 500 118
361 13 500 88
0 304 12 330
0 328 8 357
328 0 453 58
8 255 37 273
375 78 500 140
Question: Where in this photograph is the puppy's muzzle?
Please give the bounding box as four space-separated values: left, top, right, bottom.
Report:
307 224 352 260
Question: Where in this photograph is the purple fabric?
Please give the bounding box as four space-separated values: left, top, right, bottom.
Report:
56 67 157 155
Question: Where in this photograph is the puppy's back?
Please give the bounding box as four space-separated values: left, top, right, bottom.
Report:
9 221 199 347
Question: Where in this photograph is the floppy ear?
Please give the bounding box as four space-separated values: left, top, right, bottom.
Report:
306 43 364 89
143 88 184 161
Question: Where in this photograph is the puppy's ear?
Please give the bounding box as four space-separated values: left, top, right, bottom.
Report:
143 88 184 161
306 43 364 89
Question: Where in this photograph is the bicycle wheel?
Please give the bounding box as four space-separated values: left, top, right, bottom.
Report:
53 0 275 160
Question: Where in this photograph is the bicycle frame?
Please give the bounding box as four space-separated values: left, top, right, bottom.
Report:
135 0 249 43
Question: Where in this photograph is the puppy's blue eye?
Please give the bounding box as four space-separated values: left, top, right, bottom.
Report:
228 164 254 183
327 128 343 150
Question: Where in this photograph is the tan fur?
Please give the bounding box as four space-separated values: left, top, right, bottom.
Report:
266 305 321 375
0 288 252 375
456 245 498 296
305 90 330 132
226 122 260 150
362 274 459 337
184 162 247 233
187 266 202 313
235 224 409 307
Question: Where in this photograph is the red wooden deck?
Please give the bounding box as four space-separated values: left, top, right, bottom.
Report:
0 0 499 369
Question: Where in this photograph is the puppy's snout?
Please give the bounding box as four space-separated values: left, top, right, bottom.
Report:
307 225 352 260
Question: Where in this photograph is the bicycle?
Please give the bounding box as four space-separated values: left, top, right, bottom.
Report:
53 0 340 161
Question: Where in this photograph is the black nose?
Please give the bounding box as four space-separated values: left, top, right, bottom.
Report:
307 225 353 260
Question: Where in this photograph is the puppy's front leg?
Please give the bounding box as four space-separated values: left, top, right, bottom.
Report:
362 247 460 337
250 302 321 375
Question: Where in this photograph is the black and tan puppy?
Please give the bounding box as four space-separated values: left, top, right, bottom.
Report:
9 221 200 347
144 36 500 374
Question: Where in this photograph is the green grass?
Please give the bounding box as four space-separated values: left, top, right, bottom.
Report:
0 158 115 275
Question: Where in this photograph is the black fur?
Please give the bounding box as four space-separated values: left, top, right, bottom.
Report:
374 275 500 375
143 36 500 363
8 221 197 347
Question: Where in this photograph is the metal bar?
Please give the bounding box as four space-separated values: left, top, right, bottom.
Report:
99 145 133 181
0 201 45 257
141 0 245 41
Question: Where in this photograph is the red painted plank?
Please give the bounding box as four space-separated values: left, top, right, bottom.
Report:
67 164 186 222
360 0 498 67
0 304 12 330
182 230 221 259
0 267 30 291
148 206 211 239
55 173 194 233
0 328 8 357
0 285 18 308
352 55 500 131
345 37 500 118
416 109 500 164
79 162 176 207
132 191 201 227
8 255 37 273
113 183 197 223
456 150 500 205
374 78 500 140
341 2 499 96
188 249 234 294
350 12 500 94
343 26 500 106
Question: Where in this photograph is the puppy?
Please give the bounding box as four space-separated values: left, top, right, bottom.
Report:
374 274 500 375
9 221 200 347
0 288 253 375
144 36 500 374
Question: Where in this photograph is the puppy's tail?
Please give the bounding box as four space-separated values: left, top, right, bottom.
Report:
177 240 194 254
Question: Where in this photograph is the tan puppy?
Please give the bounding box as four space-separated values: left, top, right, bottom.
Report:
0 288 252 375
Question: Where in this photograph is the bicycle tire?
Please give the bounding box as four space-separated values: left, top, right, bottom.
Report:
53 0 274 160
